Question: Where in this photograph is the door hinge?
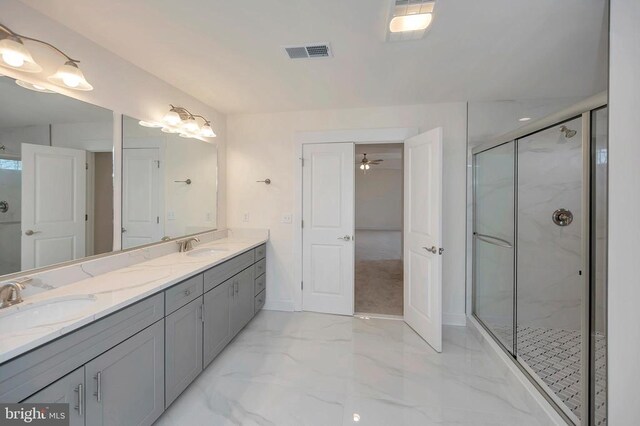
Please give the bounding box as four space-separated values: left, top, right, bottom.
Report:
85 162 88 170
301 219 304 228
157 216 160 224
301 281 303 290
157 160 160 168
300 157 304 167
85 214 88 221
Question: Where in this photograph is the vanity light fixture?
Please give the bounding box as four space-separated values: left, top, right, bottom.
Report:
138 120 163 128
15 79 55 93
155 105 217 139
0 23 93 91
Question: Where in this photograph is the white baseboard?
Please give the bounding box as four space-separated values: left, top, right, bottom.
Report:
443 312 467 326
263 299 295 312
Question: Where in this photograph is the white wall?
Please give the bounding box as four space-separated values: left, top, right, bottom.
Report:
226 102 467 324
608 1 640 424
0 0 228 244
355 168 402 230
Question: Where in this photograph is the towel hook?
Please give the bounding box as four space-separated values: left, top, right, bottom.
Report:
174 179 192 184
256 178 271 185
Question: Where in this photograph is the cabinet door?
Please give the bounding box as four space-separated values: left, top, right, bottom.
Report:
165 297 203 407
231 267 255 336
85 320 164 426
203 281 233 367
24 367 85 426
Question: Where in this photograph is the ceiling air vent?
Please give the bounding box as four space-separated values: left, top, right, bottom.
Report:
284 43 332 59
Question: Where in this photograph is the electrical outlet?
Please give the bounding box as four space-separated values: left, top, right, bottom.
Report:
167 211 176 220
242 212 250 222
206 212 212 221
281 213 292 224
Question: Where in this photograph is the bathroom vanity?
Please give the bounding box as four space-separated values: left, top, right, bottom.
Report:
0 235 267 426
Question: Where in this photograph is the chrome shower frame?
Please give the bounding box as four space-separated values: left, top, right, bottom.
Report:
470 92 607 425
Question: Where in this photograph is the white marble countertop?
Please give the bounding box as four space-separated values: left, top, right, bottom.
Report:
0 235 267 364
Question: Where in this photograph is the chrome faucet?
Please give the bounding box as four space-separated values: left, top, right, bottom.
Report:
177 237 200 252
0 277 31 309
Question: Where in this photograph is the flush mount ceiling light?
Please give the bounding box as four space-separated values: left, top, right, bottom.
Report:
518 117 532 122
0 22 93 91
387 0 435 41
150 105 216 139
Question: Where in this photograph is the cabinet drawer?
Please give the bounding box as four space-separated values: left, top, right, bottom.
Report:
254 273 266 296
165 274 203 315
255 290 266 313
254 258 266 278
204 250 254 293
255 244 266 261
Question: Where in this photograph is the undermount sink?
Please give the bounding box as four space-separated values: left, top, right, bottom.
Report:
0 295 97 329
186 247 228 258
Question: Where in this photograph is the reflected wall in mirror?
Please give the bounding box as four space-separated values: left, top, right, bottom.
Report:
121 116 217 249
0 76 114 277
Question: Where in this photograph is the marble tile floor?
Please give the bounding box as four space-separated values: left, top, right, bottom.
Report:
155 311 551 426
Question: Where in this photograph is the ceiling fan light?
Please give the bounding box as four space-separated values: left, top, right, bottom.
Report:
0 37 42 72
48 61 93 91
389 13 433 33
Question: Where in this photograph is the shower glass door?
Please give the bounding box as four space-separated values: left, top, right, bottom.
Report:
473 141 515 353
516 116 585 423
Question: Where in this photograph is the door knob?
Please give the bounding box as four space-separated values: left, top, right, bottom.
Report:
423 246 437 254
337 235 351 241
24 230 40 236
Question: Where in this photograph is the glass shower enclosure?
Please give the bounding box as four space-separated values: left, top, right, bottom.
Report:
472 105 608 425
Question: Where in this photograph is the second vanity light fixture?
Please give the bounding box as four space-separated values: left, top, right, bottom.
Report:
140 105 217 139
0 22 93 91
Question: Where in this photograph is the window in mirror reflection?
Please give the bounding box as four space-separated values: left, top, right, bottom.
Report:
0 76 114 277
121 115 218 249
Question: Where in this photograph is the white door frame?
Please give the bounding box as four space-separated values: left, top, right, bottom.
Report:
293 127 419 312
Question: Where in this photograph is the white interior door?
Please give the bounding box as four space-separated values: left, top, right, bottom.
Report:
302 143 355 315
404 127 444 352
122 148 162 249
21 143 86 270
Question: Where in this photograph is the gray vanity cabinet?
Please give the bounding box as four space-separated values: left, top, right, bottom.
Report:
24 367 85 426
84 320 164 426
231 266 255 336
165 297 203 407
203 281 232 367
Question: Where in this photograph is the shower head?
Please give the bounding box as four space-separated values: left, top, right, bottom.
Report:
560 125 577 139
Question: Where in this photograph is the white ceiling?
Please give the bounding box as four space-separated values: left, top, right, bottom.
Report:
21 0 608 114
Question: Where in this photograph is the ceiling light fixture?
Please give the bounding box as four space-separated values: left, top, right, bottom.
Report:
0 22 93 91
149 105 217 139
387 1 435 41
518 117 531 122
15 79 55 93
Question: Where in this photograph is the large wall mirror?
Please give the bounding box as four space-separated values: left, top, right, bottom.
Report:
0 76 114 277
121 115 218 249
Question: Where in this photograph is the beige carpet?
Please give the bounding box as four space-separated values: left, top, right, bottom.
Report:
355 259 403 315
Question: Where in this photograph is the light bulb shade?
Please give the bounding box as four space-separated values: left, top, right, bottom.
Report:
162 110 182 126
161 126 180 134
365 164 370 169
0 37 42 72
182 118 200 133
138 120 163 128
178 133 192 139
360 164 365 170
47 61 93 91
200 124 216 138
389 13 433 33
15 80 55 93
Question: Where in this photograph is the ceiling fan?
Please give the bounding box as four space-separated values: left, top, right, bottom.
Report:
358 153 383 172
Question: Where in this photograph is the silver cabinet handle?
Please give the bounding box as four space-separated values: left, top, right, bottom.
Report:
337 235 351 241
94 372 101 402
234 281 239 295
24 230 41 236
200 303 205 323
75 383 83 415
423 246 437 254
